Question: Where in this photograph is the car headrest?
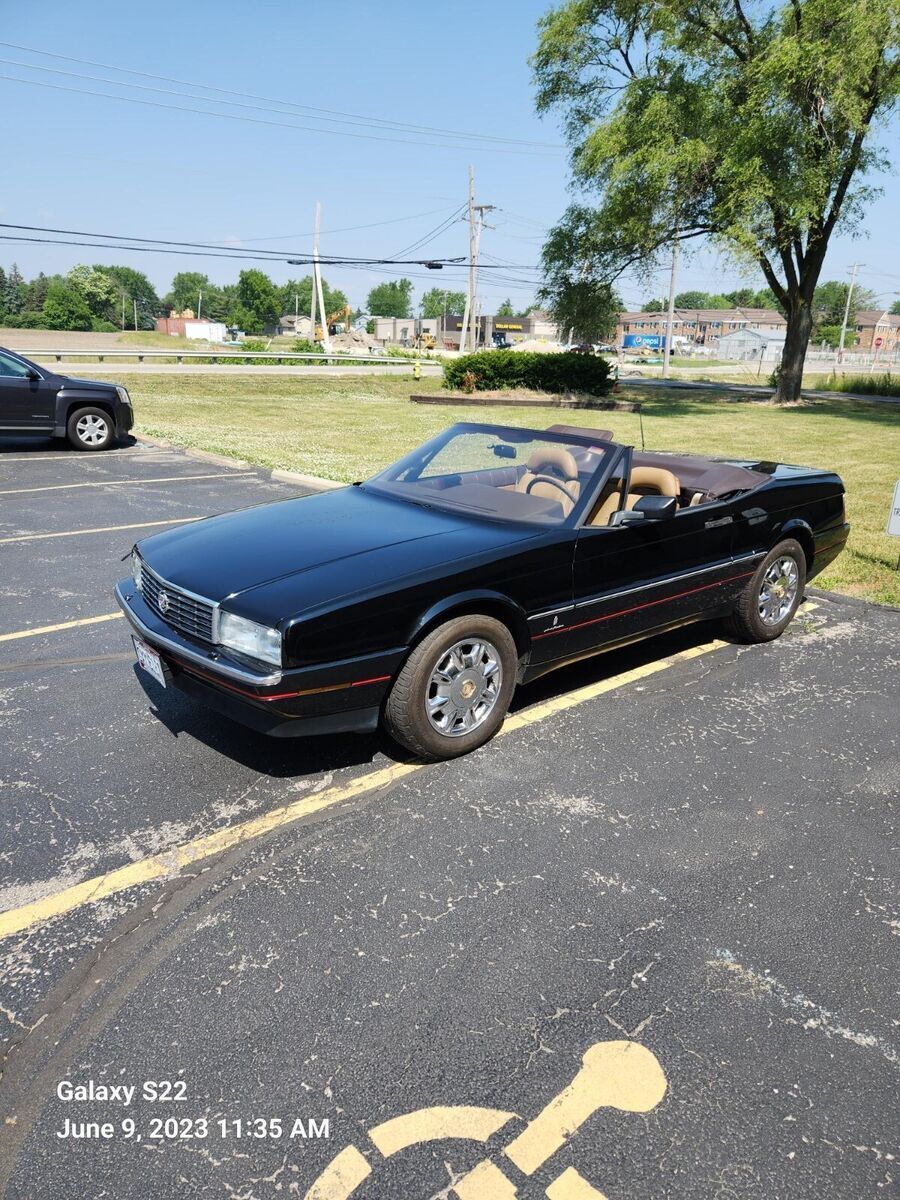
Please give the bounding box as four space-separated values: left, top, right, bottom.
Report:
526 446 579 481
630 465 680 497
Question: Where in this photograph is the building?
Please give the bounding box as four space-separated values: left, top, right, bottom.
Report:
717 327 787 362
852 310 900 353
273 314 312 338
371 312 559 349
616 307 787 348
155 316 228 342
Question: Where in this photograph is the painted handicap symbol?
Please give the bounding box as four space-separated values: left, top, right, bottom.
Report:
303 1039 666 1199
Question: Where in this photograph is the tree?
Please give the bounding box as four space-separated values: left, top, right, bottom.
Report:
539 207 623 340
496 298 516 317
641 298 665 311
2 263 25 315
166 272 218 317
533 1 900 403
812 279 876 326
236 269 280 328
367 279 413 318
674 290 711 309
66 264 118 319
95 265 161 329
22 272 60 313
42 281 92 331
891 299 900 315
276 276 348 322
420 287 466 318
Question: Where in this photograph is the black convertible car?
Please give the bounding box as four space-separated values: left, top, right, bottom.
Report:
116 422 848 760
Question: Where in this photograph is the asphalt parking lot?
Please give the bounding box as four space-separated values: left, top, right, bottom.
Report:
0 435 897 1200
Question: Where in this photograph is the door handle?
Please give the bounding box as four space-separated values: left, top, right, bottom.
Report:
704 516 733 528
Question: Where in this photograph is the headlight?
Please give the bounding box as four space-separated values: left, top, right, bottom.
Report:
131 548 142 591
116 385 132 406
217 612 282 666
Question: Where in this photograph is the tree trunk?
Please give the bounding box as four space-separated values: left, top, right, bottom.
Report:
774 298 814 404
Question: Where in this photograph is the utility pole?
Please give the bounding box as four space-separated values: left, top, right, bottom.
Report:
312 201 330 352
458 166 494 355
837 262 861 363
133 298 138 332
198 289 202 320
121 292 126 331
311 202 320 340
662 240 679 379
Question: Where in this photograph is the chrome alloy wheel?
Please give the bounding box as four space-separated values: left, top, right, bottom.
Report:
425 638 503 738
76 413 109 446
758 555 799 625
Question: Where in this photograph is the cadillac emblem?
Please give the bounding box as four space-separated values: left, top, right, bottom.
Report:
158 591 171 614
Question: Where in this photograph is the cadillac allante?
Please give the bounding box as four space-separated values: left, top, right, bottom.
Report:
116 423 848 760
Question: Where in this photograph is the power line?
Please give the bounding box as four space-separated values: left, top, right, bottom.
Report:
390 207 467 259
0 73 562 157
0 225 542 270
0 46 564 154
237 207 458 244
0 41 562 149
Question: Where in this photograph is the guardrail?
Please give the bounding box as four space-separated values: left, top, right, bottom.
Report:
17 348 437 369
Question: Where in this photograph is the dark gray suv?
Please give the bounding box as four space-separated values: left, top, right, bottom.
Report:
0 347 134 451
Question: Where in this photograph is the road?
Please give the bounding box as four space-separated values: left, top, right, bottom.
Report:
0 435 897 1200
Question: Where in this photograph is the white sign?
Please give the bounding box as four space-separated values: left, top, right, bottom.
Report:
888 480 900 538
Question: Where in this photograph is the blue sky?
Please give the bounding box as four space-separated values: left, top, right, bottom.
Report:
2 0 898 315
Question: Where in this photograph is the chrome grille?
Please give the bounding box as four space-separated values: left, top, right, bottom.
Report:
140 560 216 644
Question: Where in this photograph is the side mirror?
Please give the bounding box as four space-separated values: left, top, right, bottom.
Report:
633 494 677 520
609 508 644 527
26 368 41 381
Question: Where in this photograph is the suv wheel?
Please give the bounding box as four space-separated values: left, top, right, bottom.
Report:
67 407 113 451
384 614 518 761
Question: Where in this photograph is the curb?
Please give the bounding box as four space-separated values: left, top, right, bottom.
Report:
271 469 344 491
134 434 342 492
807 586 900 616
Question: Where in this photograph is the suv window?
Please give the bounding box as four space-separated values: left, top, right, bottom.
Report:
0 353 34 378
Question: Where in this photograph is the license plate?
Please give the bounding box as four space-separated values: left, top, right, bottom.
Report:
132 635 167 688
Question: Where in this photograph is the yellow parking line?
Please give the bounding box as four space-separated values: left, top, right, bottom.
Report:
0 517 200 544
0 471 248 496
0 637 726 940
0 613 122 643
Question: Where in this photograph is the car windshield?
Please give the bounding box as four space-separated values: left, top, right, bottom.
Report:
364 423 614 525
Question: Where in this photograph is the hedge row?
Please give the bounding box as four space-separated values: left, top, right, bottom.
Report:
442 350 613 396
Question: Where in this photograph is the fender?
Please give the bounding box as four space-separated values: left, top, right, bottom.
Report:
777 517 815 568
407 589 532 658
53 385 118 437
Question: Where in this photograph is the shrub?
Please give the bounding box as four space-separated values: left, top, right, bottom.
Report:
6 310 48 329
293 338 321 354
443 350 612 396
91 317 118 333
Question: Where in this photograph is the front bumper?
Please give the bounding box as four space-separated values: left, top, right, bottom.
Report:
115 582 404 737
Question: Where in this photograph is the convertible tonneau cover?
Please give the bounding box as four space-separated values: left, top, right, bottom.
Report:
547 423 768 499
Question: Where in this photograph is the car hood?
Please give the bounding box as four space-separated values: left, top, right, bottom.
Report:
137 485 538 608
60 374 117 390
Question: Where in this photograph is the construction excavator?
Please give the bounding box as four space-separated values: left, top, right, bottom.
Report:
314 304 352 339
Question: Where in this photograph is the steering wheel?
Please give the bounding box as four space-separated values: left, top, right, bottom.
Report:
524 474 574 502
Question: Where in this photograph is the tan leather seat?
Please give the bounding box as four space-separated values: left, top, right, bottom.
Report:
516 447 581 516
625 465 680 510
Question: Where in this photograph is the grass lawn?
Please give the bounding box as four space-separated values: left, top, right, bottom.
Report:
120 372 900 605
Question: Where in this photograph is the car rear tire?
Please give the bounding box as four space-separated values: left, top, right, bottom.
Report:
67 406 114 451
724 538 806 642
384 614 518 761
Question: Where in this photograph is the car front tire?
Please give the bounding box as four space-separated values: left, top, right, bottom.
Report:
725 538 807 642
384 614 518 761
67 406 114 451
